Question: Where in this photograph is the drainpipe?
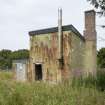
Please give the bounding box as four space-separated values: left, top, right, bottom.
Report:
58 8 63 69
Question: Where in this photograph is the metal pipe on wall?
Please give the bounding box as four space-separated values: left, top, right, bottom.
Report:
58 8 63 59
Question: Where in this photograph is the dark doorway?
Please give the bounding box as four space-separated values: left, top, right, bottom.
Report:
35 64 42 80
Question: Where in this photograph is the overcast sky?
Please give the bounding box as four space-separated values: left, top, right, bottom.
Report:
0 0 105 51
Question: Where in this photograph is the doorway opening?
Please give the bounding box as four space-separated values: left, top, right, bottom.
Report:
35 64 42 80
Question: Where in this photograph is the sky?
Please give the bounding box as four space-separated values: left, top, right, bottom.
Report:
0 0 105 51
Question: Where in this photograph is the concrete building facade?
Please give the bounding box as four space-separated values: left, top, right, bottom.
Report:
28 9 97 82
84 10 97 76
13 10 97 82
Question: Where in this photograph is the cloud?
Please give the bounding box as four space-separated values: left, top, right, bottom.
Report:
0 0 104 50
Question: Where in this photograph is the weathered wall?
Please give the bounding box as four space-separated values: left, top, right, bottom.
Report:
29 30 85 82
12 59 29 81
70 32 85 77
84 41 97 76
30 31 73 82
30 32 59 82
12 31 86 82
84 10 97 76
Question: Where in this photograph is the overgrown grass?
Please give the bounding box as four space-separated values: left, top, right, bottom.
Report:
0 71 105 105
72 69 105 91
0 80 105 105
0 71 13 80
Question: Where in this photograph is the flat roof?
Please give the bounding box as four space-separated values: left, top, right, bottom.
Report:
29 25 85 41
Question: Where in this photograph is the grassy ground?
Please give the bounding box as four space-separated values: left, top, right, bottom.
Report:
0 71 13 80
0 71 105 105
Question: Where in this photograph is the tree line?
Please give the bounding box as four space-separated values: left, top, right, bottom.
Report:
0 49 29 70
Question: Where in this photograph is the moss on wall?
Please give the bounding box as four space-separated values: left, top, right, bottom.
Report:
84 40 97 75
70 32 85 76
29 31 86 82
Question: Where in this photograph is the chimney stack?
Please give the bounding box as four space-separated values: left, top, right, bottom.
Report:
84 10 96 40
84 10 97 76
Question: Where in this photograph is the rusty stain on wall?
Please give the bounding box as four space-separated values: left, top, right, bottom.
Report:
13 10 97 83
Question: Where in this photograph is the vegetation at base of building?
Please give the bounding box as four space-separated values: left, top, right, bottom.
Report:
87 0 105 16
0 71 105 105
72 69 105 91
0 49 29 70
0 71 13 80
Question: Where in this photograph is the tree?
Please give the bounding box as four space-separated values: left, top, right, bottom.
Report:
97 48 105 68
0 49 12 70
0 49 29 70
87 0 105 15
11 49 29 60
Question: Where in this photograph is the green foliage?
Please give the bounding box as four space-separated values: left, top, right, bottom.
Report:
0 71 13 80
72 69 105 91
97 69 105 91
87 0 105 15
0 49 12 70
0 49 29 70
11 49 29 60
0 80 104 105
71 75 97 88
97 48 105 68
